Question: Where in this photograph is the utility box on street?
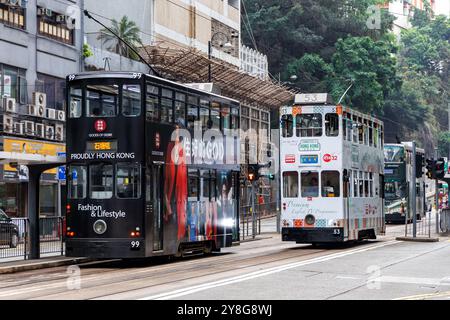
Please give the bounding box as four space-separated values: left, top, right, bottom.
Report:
440 209 450 233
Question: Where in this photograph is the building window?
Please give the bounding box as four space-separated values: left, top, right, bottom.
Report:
37 7 75 45
36 74 65 110
0 3 26 30
0 64 27 103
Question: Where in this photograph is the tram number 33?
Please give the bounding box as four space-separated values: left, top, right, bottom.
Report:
131 241 140 250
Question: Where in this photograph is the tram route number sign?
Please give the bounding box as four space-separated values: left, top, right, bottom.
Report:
86 140 118 153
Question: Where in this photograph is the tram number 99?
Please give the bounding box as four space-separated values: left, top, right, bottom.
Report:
131 241 140 250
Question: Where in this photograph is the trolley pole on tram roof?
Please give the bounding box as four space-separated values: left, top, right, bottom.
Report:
411 141 417 237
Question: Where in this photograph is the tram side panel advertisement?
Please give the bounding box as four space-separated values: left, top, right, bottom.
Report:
147 123 235 253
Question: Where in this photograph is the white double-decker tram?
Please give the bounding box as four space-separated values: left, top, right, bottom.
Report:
280 94 385 244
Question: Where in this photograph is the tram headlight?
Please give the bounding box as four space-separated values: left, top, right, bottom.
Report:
305 214 316 226
93 220 107 235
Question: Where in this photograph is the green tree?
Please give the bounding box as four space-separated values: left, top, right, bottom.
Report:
97 16 142 60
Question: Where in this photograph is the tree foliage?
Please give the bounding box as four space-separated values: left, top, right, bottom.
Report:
243 0 449 153
98 16 142 60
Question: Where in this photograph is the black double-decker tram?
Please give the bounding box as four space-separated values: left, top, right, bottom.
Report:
65 72 241 259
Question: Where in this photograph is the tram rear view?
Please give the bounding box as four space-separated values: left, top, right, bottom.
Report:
65 72 241 259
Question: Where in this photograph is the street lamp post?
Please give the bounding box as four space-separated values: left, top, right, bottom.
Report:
208 31 238 82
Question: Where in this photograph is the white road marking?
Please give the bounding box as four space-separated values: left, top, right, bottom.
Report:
140 240 399 300
371 276 450 287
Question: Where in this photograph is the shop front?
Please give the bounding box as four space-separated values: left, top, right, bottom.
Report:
0 136 66 218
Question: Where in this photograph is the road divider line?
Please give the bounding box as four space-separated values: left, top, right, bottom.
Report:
139 240 399 300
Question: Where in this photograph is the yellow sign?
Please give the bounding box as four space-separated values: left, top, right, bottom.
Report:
94 142 112 151
2 137 65 174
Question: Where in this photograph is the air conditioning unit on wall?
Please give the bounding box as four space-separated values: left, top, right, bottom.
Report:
4 97 17 113
45 125 55 140
55 124 64 141
33 92 47 108
57 110 66 122
47 108 56 120
14 122 24 135
23 121 35 136
35 123 45 139
1 115 14 134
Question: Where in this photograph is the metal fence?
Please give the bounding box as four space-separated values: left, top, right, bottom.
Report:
240 202 278 240
0 217 65 261
404 211 432 238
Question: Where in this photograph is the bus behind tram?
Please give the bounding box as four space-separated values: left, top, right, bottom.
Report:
65 72 241 259
280 94 385 244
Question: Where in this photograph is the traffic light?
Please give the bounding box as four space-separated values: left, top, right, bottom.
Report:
247 164 259 182
247 161 273 182
416 154 424 178
426 159 436 179
435 158 446 179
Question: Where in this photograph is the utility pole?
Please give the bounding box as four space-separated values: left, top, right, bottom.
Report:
411 141 417 237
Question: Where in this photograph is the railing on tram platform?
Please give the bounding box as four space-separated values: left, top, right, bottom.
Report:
0 217 65 262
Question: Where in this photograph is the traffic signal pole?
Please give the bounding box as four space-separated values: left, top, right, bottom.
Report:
435 148 439 234
411 141 417 237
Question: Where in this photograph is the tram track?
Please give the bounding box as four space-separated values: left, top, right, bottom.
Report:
0 238 337 299
0 238 396 300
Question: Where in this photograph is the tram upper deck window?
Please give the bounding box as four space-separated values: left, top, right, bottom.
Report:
296 114 322 137
221 105 231 130
69 87 82 118
211 102 221 130
281 115 293 138
116 163 141 199
200 100 210 130
187 96 199 130
301 171 319 198
161 88 174 123
68 165 87 199
283 171 298 198
175 92 186 127
231 107 239 130
146 85 160 121
90 163 113 199
86 85 118 117
321 171 340 197
122 84 141 117
325 113 339 137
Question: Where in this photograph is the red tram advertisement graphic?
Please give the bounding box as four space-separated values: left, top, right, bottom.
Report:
285 155 296 164
323 154 337 163
94 119 107 132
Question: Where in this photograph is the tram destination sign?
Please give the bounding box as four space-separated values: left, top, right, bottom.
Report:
298 140 321 152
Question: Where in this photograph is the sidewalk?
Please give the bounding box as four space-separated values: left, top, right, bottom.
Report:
0 256 91 275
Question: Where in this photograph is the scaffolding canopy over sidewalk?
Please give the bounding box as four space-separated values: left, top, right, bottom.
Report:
141 45 297 109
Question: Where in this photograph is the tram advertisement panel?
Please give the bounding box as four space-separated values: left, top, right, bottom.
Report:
147 123 235 252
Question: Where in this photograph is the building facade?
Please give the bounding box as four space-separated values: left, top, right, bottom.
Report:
83 0 280 209
0 0 83 217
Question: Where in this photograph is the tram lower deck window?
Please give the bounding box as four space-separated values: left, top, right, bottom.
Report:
283 171 298 198
68 165 87 199
301 171 319 198
116 163 141 199
90 164 114 199
321 171 340 197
